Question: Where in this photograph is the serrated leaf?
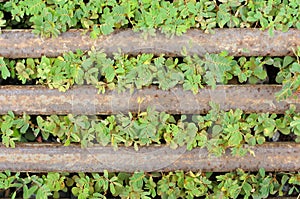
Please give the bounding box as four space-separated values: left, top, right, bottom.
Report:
100 24 114 35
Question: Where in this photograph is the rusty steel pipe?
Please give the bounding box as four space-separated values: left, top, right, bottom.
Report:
0 29 299 58
0 143 299 172
0 85 299 115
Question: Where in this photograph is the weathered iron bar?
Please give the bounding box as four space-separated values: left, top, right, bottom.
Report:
0 85 299 115
0 143 299 172
0 29 299 58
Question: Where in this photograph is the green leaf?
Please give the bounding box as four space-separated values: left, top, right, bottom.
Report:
11 192 17 199
23 184 38 199
100 24 114 35
256 136 265 145
212 125 222 137
283 56 294 67
104 66 115 82
243 182 252 195
228 131 242 146
291 62 300 73
0 58 10 79
110 183 116 194
259 168 265 178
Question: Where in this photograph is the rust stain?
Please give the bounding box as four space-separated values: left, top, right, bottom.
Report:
0 29 299 58
0 143 299 172
0 85 299 115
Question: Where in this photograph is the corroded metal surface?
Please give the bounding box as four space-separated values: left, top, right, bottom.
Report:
0 29 299 58
0 143 299 172
0 85 299 115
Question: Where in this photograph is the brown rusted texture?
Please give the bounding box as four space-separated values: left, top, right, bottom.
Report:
0 143 299 172
0 29 299 58
0 85 299 115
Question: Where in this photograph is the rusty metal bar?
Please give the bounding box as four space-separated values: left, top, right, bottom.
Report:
0 142 299 172
0 29 299 58
0 85 299 115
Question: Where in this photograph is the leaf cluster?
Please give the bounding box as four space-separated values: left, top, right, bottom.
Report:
275 47 300 100
1 169 300 199
0 0 299 37
0 105 299 157
2 49 299 99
